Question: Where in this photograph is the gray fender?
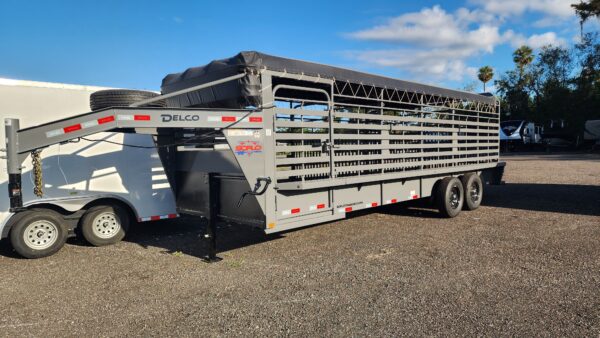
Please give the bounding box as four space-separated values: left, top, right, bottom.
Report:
0 194 140 239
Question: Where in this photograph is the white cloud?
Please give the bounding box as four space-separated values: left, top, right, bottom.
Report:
347 6 511 82
348 6 506 52
344 2 575 83
349 49 477 82
470 0 578 19
510 32 566 49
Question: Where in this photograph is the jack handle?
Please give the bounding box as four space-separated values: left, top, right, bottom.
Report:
236 177 272 208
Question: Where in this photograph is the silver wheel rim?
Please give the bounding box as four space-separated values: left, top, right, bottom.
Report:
449 185 461 209
23 220 59 250
469 182 480 203
92 212 121 239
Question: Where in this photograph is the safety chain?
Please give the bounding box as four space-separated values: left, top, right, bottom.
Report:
31 150 43 197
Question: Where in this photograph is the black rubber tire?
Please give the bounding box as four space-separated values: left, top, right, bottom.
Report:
9 209 68 259
80 205 129 246
90 89 166 111
461 173 483 211
436 177 464 218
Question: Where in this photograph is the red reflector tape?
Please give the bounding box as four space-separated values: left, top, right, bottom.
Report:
138 213 179 222
249 116 262 122
98 116 115 124
317 203 325 209
63 124 82 133
134 115 151 121
222 116 236 122
291 208 300 214
345 207 353 212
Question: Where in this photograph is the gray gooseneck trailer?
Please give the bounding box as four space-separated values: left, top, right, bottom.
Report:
3 52 503 260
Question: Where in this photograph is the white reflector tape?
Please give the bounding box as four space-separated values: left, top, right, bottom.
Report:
309 203 326 211
243 116 263 123
281 208 300 216
46 129 64 138
81 120 99 128
138 213 179 222
45 115 115 138
338 206 353 213
118 115 134 121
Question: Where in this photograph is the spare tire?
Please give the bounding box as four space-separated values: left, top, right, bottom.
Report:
90 89 166 111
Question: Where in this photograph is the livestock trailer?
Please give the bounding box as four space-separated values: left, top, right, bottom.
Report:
3 52 503 260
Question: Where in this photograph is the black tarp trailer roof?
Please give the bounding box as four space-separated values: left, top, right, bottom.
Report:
4 51 502 260
160 51 496 109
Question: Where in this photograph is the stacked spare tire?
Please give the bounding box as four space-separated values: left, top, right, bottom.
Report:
90 89 167 111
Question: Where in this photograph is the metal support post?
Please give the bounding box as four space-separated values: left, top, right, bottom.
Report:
4 118 24 211
202 173 222 263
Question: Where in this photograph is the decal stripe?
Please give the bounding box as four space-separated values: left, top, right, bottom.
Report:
63 124 82 133
98 116 115 124
138 213 180 222
134 115 151 121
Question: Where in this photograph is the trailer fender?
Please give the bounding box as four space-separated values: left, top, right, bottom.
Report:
0 195 140 239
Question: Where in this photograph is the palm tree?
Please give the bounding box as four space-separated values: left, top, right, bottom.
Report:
513 45 534 79
477 66 494 92
572 0 600 36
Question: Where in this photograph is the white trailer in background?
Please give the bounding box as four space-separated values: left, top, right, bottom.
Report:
584 120 600 148
0 78 177 247
499 120 542 150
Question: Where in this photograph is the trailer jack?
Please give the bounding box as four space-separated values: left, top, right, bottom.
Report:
202 173 222 263
202 216 221 263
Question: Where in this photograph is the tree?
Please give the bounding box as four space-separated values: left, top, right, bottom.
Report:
513 45 534 79
496 46 536 119
572 0 600 36
477 66 494 92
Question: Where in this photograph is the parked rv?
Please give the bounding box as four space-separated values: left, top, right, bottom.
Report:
499 120 542 151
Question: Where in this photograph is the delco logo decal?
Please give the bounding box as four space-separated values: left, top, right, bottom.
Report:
161 114 200 122
235 140 263 156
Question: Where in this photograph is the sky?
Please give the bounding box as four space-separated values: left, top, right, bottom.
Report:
0 0 594 92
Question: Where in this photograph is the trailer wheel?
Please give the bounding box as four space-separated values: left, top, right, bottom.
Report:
80 205 129 246
436 177 464 218
90 89 166 111
10 209 68 258
461 173 483 211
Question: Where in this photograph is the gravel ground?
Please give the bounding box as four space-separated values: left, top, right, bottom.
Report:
0 153 599 337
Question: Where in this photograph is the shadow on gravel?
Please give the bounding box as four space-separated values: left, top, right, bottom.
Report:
0 239 19 258
354 199 440 219
357 182 600 219
484 183 600 216
123 216 284 259
500 153 600 162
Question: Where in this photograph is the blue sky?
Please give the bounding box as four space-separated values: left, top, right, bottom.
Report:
0 0 591 92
